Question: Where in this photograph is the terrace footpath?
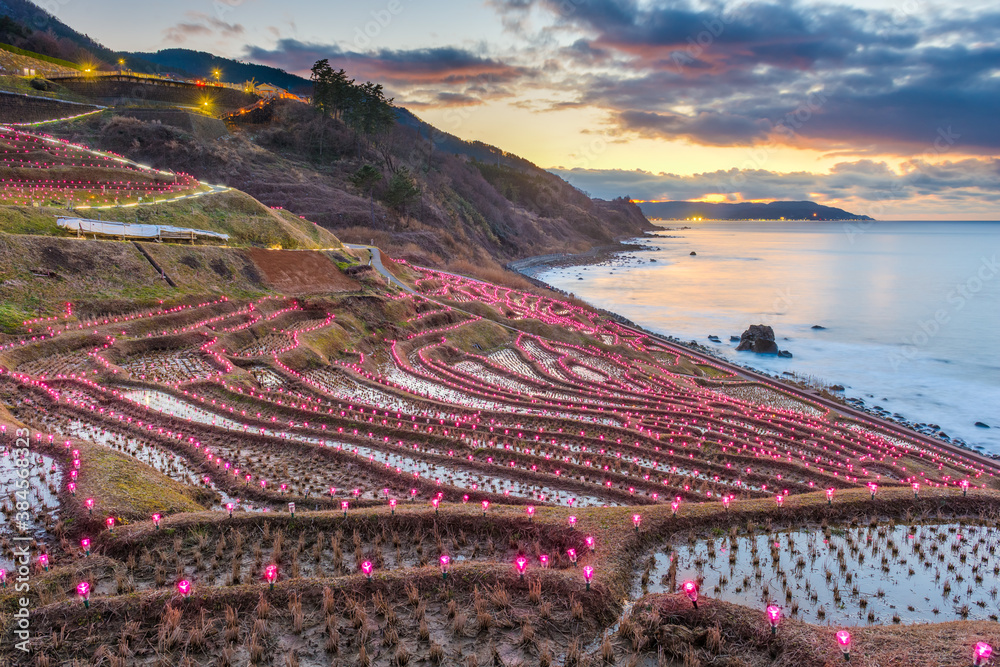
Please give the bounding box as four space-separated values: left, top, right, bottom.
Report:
363 243 1000 479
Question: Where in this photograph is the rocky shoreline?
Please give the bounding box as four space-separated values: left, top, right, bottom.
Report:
508 253 999 462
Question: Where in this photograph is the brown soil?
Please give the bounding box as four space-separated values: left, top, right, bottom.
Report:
248 249 361 294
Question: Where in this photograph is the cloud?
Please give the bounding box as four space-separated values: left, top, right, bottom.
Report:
490 0 1000 154
246 40 529 87
164 11 244 43
549 159 1000 217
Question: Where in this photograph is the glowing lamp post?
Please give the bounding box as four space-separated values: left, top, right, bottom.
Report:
361 560 374 580
961 479 970 496
526 505 535 521
515 556 528 580
868 483 877 500
389 498 397 515
265 565 278 590
81 538 91 556
632 513 642 532
85 498 94 515
341 500 349 518
106 516 115 533
77 581 91 608
226 502 234 518
567 548 578 565
766 605 781 635
834 630 852 661
973 642 992 666
481 500 489 516
152 513 161 529
583 565 594 591
39 553 49 572
177 580 191 598
440 554 451 581
288 502 295 518
683 580 699 608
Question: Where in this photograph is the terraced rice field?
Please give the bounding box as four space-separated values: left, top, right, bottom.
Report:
1 262 996 666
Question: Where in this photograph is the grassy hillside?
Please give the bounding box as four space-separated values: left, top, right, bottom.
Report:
0 188 344 249
43 102 654 276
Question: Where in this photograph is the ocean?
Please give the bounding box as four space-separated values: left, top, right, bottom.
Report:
535 220 1000 456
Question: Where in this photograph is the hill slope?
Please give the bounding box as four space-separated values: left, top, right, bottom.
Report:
130 49 312 92
46 103 653 271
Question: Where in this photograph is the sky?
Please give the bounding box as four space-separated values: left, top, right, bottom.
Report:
49 0 1000 219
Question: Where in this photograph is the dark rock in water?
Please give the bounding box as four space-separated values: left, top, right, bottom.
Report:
708 335 721 341
778 350 793 358
830 384 845 391
690 251 697 256
975 421 991 428
782 371 794 376
730 336 740 342
650 258 656 262
811 325 827 330
736 324 780 355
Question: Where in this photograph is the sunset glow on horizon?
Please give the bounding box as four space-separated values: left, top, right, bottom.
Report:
53 0 1000 219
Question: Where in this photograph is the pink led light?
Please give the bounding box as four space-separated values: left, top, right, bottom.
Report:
683 580 698 607
836 630 851 652
361 560 374 579
152 513 161 528
766 605 781 633
567 515 577 528
77 581 90 605
582 565 594 589
39 554 49 570
539 554 549 568
631 513 642 530
177 580 191 597
105 516 115 532
585 535 595 551
526 505 535 519
567 548 577 564
481 499 489 514
974 643 992 666
515 556 528 577
440 554 451 577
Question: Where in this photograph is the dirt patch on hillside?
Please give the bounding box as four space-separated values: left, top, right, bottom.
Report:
247 248 360 294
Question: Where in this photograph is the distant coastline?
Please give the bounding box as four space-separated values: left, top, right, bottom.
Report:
637 199 874 221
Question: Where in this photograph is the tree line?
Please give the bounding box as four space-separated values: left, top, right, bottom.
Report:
310 59 419 220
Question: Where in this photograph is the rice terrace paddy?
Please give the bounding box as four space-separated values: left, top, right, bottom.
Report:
1 255 998 666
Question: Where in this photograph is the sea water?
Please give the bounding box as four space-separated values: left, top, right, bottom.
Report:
536 221 1000 455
